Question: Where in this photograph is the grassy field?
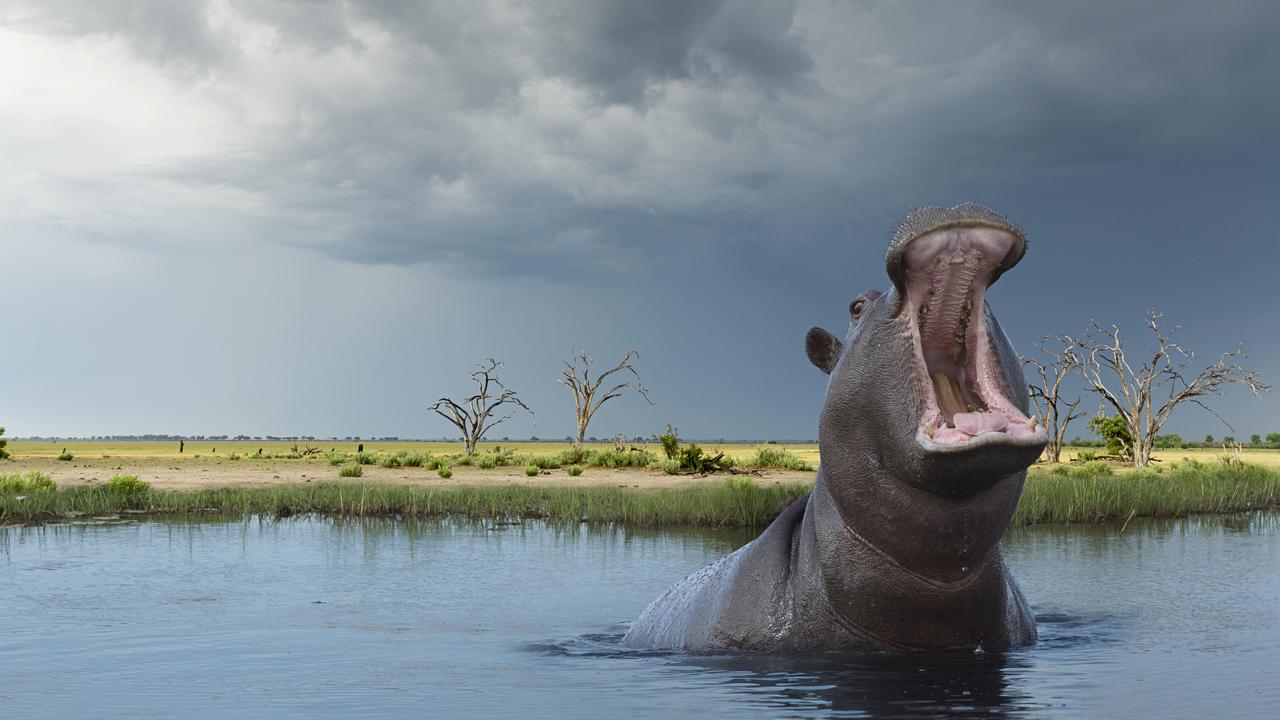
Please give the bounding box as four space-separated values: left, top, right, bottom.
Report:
4 439 823 466
1056 445 1280 470
6 439 1277 470
2 458 1277 528
0 477 810 528
4 439 1279 528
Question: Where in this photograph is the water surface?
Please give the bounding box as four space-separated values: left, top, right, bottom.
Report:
2 514 1277 718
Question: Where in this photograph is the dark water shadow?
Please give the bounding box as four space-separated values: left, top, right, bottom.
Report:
529 613 1118 719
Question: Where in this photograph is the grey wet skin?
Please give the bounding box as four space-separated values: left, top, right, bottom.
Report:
623 204 1048 652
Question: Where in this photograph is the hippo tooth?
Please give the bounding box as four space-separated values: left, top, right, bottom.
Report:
1028 416 1038 430
929 371 964 417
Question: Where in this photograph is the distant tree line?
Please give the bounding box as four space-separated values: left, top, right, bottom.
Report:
1070 432 1280 451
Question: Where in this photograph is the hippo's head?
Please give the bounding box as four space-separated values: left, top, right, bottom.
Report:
807 204 1047 499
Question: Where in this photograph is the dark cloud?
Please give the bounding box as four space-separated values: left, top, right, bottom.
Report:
2 1 1277 439
9 0 1278 280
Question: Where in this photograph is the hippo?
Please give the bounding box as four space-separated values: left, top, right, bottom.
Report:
624 204 1048 652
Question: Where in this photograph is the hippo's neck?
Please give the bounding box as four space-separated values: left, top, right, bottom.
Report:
815 453 1025 583
792 471 1027 649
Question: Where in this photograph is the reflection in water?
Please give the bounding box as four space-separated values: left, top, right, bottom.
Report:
680 648 1031 718
2 512 1278 719
533 627 1058 718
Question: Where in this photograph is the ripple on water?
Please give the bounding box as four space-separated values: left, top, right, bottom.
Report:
1 514 1277 719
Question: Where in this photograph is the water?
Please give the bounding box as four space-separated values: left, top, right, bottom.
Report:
2 514 1278 718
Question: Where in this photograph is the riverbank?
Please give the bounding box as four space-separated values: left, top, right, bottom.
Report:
3 459 1277 528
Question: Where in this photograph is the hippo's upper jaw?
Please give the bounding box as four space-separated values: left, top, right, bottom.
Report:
887 205 1047 454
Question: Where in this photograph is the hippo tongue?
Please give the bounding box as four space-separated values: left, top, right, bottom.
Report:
953 412 1009 437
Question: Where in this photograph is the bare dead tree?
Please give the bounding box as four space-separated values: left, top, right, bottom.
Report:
1077 311 1269 467
431 359 535 456
1021 335 1088 464
559 350 653 450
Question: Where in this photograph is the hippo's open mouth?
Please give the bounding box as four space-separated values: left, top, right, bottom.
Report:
898 223 1045 452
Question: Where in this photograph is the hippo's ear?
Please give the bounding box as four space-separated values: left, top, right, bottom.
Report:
805 327 843 374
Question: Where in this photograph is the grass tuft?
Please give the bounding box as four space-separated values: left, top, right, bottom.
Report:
749 445 813 471
2 459 1276 530
339 463 363 478
401 453 428 468
105 474 151 494
1014 460 1280 526
0 481 810 527
0 471 57 493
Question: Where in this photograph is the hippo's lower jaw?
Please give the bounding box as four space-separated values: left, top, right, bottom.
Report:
899 224 1047 453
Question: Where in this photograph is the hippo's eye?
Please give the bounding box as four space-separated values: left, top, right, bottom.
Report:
850 299 866 318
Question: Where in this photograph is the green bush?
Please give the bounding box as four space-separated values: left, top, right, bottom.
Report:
749 446 813 471
57 452 74 462
227 453 242 461
106 474 151 493
1088 414 1132 458
661 458 682 475
724 476 754 491
401 453 427 468
339 463 363 478
1076 450 1098 462
327 453 347 466
558 447 589 465
1081 460 1113 476
680 444 708 473
355 452 376 465
0 471 56 493
1068 460 1114 480
525 464 540 477
454 455 474 466
655 424 680 460
566 465 583 477
438 467 453 479
589 449 653 468
378 455 403 469
529 455 562 470
474 454 498 470
0 426 9 460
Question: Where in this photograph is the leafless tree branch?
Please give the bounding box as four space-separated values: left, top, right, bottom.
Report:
1074 310 1269 467
430 359 535 455
1021 334 1086 463
559 350 653 449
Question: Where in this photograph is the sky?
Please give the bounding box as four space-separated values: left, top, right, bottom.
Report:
1 0 1277 442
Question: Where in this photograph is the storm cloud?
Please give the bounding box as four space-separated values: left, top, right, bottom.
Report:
1 1 1277 440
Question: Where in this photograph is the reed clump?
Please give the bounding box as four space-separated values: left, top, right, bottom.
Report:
0 471 57 493
1014 459 1280 526
2 460 1276 529
105 474 151 494
0 481 810 527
